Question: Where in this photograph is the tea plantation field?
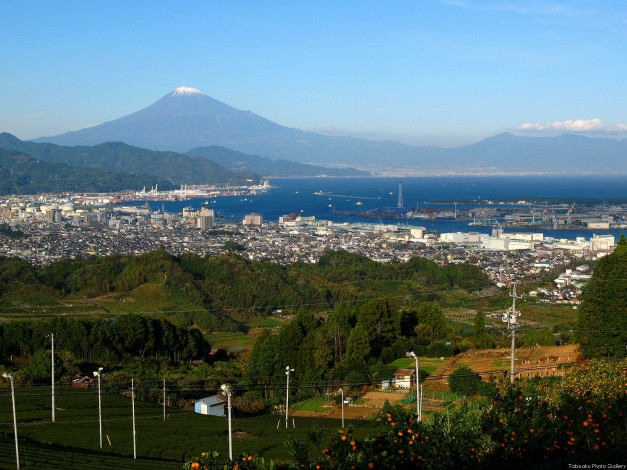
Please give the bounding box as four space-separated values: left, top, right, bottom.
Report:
0 385 379 467
0 438 180 470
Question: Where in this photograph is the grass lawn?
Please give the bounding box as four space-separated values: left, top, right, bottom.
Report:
244 318 285 329
208 332 257 349
520 303 577 326
388 357 446 374
0 385 381 464
293 396 332 413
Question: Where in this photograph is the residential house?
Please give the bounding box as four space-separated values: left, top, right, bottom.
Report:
394 368 416 389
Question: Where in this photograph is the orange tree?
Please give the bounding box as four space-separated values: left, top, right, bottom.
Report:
184 360 627 469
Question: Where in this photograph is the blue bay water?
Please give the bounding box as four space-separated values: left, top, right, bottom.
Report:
131 175 627 241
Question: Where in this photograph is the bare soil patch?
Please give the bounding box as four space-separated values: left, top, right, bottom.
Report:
292 390 409 420
430 344 580 390
293 345 581 419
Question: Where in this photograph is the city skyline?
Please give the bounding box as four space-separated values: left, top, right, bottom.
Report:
1 1 626 148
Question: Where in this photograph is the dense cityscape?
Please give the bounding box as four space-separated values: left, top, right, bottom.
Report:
2 189 622 305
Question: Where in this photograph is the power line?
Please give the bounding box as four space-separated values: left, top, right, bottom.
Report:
2 361 624 429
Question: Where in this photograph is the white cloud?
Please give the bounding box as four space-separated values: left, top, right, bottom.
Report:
516 119 627 133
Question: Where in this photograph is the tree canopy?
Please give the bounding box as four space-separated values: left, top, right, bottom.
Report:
576 234 627 358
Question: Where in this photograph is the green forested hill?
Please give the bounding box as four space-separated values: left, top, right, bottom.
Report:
0 133 260 187
0 249 489 326
0 249 491 381
0 149 175 194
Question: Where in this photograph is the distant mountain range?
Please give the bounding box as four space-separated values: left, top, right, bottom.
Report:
186 146 369 177
0 148 174 195
424 132 627 174
31 87 627 174
0 133 260 188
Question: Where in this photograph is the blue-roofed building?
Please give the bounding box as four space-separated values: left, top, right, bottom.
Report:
194 395 227 416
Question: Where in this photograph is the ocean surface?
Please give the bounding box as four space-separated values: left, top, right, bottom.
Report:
129 175 627 241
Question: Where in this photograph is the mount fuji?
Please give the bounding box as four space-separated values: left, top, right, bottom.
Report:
33 87 422 168
32 87 627 174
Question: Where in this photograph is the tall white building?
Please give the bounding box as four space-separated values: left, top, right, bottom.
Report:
243 213 263 226
197 208 215 230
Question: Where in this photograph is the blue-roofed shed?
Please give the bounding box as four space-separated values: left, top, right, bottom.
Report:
195 395 227 416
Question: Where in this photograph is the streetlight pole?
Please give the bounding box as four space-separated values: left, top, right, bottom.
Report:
48 333 55 423
221 384 232 461
3 373 19 469
339 388 344 428
131 378 136 460
406 351 420 421
502 284 522 384
93 367 104 448
285 366 294 429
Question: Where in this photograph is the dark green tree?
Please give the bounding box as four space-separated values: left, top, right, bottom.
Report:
246 330 278 398
472 310 494 349
448 365 482 396
344 324 371 368
576 234 627 358
414 301 449 341
357 299 398 356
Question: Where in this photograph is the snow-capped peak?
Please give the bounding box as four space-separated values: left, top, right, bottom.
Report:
172 87 203 97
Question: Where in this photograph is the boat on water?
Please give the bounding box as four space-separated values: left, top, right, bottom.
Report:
356 201 363 206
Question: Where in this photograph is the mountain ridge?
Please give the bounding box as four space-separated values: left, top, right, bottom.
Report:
0 148 174 195
186 146 369 177
31 88 627 174
0 133 260 186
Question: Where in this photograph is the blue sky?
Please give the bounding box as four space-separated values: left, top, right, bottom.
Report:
1 0 626 146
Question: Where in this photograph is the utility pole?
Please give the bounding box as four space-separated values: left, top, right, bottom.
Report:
502 285 522 384
285 366 294 429
131 379 136 459
93 367 104 448
163 379 166 421
221 384 232 461
406 351 421 421
3 373 19 469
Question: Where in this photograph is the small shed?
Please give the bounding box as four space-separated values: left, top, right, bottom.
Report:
72 376 95 389
195 395 227 416
394 368 416 389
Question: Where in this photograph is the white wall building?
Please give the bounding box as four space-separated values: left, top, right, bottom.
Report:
440 232 481 244
591 234 615 251
243 213 263 226
410 227 426 239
